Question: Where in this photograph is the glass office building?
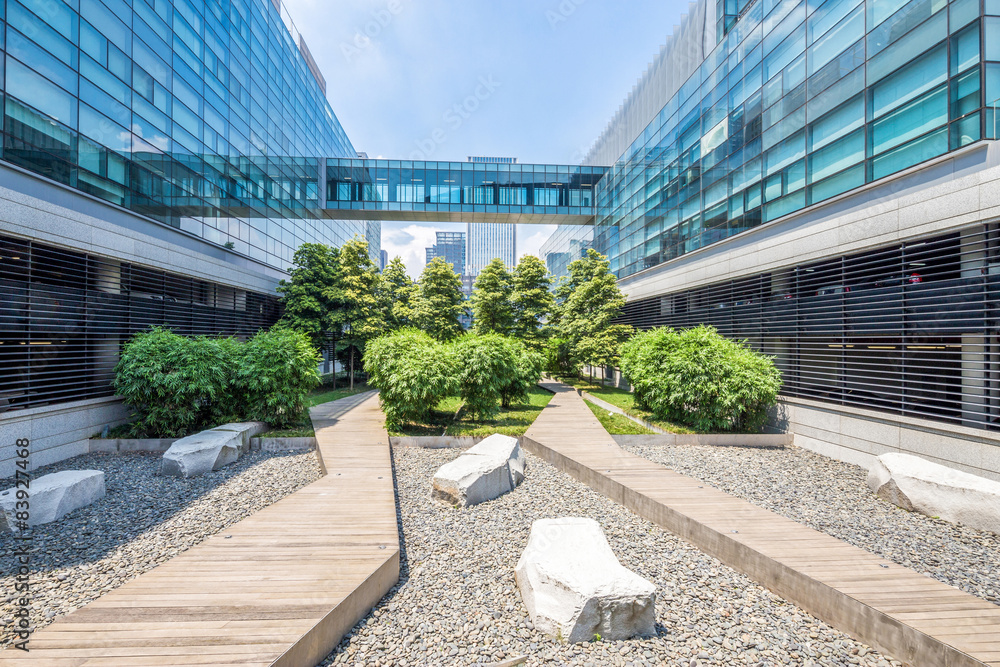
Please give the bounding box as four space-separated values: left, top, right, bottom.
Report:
592 0 992 278
0 0 373 270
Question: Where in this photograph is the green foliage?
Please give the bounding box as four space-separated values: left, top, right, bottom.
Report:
554 249 632 373
115 327 321 435
236 327 321 427
511 254 553 349
380 256 416 329
471 258 514 335
619 325 782 433
410 257 468 341
276 243 344 350
450 334 511 419
332 236 384 343
545 337 574 376
114 328 239 437
500 339 544 409
363 328 457 428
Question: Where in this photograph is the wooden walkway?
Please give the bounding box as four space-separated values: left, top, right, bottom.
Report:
525 381 1000 667
2 391 398 666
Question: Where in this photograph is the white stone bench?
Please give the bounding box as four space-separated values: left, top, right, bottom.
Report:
432 434 525 507
161 422 265 478
869 453 1000 534
515 517 656 643
0 470 105 532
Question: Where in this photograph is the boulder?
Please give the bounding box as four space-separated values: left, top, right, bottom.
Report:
868 453 1000 534
515 517 656 643
0 470 105 532
432 434 525 507
161 423 259 478
212 422 267 448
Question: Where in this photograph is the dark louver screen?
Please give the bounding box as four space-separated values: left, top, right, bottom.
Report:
618 225 1000 430
0 234 280 412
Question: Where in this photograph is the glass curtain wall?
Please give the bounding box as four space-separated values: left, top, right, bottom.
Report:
598 0 994 279
0 0 364 272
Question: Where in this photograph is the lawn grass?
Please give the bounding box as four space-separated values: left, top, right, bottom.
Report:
389 387 555 437
584 399 655 435
555 375 697 434
267 384 373 437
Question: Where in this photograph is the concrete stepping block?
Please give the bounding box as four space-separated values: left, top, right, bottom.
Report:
515 517 656 643
869 452 1000 534
432 434 525 507
161 422 263 478
0 470 105 532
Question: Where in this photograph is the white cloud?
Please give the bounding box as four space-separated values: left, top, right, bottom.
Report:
381 222 464 279
516 224 556 261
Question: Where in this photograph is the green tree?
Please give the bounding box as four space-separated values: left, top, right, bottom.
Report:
411 257 468 341
557 249 632 382
332 237 384 388
276 243 344 351
511 254 553 349
471 258 514 335
364 328 456 428
380 256 416 329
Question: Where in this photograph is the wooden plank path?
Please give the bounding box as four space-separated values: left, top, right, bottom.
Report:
1 391 398 666
525 381 1000 667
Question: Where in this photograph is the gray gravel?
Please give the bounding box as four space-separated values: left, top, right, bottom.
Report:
0 449 321 647
623 443 1000 609
320 447 900 667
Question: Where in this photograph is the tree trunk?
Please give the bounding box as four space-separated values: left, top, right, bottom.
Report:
349 344 354 390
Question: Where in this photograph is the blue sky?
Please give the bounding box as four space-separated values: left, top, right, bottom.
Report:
281 0 686 277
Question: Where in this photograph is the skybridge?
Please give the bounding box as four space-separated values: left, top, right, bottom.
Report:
322 158 606 224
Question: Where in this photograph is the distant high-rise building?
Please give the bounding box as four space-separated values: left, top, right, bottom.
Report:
380 249 388 271
425 231 466 274
467 223 515 276
464 157 518 277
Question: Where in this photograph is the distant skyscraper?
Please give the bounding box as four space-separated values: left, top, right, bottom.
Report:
467 223 516 277
424 231 466 274
464 157 518 277
380 249 388 271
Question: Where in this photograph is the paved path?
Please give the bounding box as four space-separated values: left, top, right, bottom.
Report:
2 391 398 666
524 380 1000 667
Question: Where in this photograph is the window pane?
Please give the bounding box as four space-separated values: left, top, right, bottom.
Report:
809 5 864 74
872 85 947 154
5 58 77 127
871 43 946 117
810 94 864 150
867 11 946 83
810 128 865 180
871 126 947 179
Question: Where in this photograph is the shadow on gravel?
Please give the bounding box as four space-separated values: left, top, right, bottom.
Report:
0 448 315 577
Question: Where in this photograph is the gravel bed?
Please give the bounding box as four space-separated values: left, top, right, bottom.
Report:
321 447 900 667
622 443 1000 608
0 449 321 647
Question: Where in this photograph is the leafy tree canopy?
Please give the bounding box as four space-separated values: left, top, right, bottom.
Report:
511 254 553 348
276 243 344 350
471 258 514 335
411 257 468 341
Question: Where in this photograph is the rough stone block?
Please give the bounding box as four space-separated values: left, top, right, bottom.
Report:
432 434 524 507
212 422 267 448
161 424 256 478
868 452 1000 534
515 517 656 643
0 470 105 532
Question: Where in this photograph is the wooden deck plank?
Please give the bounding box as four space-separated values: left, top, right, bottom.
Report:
524 380 1000 667
1 390 397 667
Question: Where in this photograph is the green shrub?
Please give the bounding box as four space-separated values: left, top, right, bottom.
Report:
450 334 518 420
619 325 781 433
500 339 544 409
236 327 321 427
114 328 238 437
545 337 575 376
363 328 456 428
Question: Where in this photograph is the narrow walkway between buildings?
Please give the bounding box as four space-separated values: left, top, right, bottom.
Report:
2 391 398 667
525 380 1000 667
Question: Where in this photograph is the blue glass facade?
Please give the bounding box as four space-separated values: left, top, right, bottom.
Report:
595 0 997 278
0 0 371 270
